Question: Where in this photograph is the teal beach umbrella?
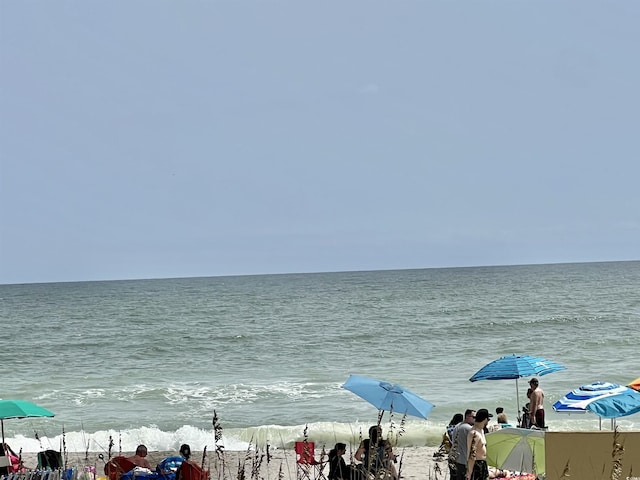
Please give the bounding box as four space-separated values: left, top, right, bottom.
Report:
0 399 55 445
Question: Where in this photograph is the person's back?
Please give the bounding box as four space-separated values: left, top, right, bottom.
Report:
128 445 152 470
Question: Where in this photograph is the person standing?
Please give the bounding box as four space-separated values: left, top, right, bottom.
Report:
528 378 545 428
466 409 492 480
448 409 476 480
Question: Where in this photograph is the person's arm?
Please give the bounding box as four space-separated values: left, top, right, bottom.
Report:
466 431 477 480
529 392 540 425
354 443 364 462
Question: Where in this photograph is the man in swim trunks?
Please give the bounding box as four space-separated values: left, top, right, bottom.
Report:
466 408 492 480
528 378 545 428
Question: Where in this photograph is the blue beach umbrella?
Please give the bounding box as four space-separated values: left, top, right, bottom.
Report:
469 354 566 417
553 381 640 428
341 374 435 419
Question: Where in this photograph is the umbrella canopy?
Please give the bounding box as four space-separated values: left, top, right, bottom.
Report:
629 377 640 392
553 381 640 419
341 374 435 419
486 427 545 474
0 399 55 444
469 354 566 415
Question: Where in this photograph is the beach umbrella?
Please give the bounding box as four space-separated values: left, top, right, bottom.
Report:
0 399 55 445
553 381 640 429
469 354 566 417
486 427 545 474
341 374 435 419
629 377 640 391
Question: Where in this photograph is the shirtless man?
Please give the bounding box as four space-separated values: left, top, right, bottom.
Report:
128 444 152 469
466 408 492 480
528 378 545 428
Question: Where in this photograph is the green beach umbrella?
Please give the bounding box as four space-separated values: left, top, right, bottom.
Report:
0 399 55 445
486 427 545 475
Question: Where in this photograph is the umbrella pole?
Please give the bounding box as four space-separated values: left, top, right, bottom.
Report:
515 379 521 424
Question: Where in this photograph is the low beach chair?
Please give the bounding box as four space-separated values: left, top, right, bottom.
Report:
104 456 135 480
176 461 208 480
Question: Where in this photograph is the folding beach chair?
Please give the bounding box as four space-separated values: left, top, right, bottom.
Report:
37 450 63 470
295 442 326 480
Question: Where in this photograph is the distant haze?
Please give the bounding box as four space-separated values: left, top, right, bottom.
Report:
1 1 638 284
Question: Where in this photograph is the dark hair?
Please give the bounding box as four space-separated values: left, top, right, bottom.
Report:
449 413 463 425
135 445 147 456
368 425 382 444
180 444 191 460
496 407 504 414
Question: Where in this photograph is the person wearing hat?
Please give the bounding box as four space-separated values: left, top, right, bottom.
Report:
466 408 492 480
528 377 545 428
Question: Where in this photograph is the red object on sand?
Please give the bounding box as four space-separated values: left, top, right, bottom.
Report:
104 456 136 480
179 460 208 480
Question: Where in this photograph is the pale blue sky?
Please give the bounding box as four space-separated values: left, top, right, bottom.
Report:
1 1 639 284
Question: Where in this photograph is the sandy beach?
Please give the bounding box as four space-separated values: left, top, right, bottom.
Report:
16 447 444 480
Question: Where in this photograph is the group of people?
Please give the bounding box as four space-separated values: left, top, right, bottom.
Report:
124 443 193 479
441 378 545 480
328 425 398 480
520 378 545 429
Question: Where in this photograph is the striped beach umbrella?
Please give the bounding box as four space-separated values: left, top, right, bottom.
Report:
552 381 640 429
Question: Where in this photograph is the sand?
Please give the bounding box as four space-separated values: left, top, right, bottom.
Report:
16 447 445 480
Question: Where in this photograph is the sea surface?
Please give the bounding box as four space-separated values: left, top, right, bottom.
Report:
1 261 639 454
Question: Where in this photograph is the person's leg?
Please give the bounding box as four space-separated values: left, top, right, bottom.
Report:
535 409 545 428
454 464 466 480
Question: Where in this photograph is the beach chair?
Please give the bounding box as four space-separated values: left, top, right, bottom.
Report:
37 451 63 470
104 456 136 480
176 461 208 480
295 442 325 480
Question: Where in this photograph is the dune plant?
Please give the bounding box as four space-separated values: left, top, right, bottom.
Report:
610 427 624 480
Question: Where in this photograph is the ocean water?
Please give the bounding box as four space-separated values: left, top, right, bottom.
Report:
1 261 639 455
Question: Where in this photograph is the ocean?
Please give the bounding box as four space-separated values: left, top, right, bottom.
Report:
1 261 638 455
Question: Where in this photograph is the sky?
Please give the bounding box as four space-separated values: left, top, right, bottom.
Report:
1 1 639 285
